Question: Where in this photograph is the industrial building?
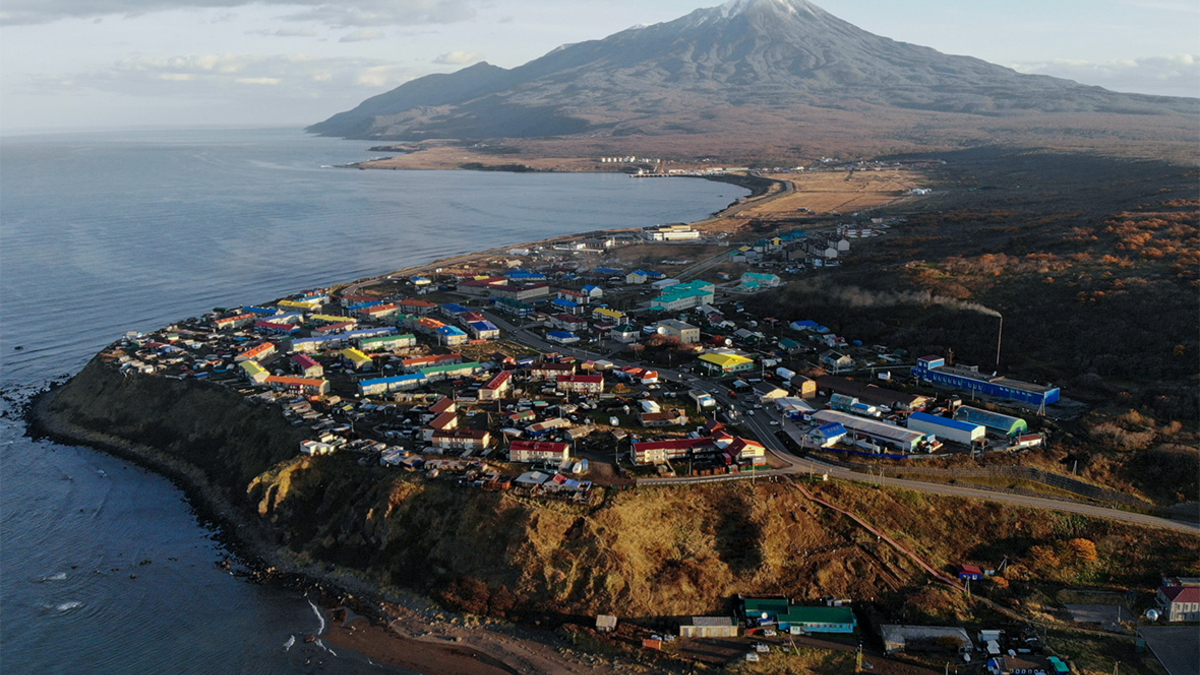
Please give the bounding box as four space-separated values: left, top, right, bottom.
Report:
811 410 931 453
954 405 1028 437
679 617 739 638
911 356 1060 407
906 411 986 446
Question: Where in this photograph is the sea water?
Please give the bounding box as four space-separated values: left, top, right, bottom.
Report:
0 128 746 674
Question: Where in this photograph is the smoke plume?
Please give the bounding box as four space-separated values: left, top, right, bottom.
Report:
792 279 1001 317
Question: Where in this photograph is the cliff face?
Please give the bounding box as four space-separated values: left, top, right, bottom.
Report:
40 359 922 616
40 360 1196 621
44 358 306 498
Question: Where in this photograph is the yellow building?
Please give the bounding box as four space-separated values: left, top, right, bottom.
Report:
340 348 373 370
698 352 755 374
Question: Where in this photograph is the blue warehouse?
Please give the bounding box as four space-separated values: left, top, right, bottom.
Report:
911 356 1059 407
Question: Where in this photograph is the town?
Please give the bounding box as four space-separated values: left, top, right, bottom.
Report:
96 213 1191 675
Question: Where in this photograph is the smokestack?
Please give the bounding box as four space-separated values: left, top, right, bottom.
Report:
995 315 1003 371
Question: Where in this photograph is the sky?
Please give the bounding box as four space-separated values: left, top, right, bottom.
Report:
1 0 1197 133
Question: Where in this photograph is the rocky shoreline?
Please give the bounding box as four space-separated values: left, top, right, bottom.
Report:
27 373 642 675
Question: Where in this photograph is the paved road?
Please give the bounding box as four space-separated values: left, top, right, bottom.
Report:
481 311 1199 535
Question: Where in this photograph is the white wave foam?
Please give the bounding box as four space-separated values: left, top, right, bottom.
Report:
39 572 68 582
283 635 295 652
307 596 326 635
44 600 83 613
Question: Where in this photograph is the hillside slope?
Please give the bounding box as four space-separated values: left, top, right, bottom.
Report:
309 0 1197 159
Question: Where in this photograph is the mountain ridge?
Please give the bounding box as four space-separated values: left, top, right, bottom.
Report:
309 0 1197 159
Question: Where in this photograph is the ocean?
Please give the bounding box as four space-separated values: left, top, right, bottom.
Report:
0 127 747 674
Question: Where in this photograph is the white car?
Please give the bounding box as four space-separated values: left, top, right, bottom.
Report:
745 653 760 662
762 629 777 637
769 420 779 426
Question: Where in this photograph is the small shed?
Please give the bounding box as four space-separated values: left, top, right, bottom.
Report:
595 615 617 633
957 564 983 581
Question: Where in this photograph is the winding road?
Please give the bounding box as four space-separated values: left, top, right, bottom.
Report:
482 309 1198 535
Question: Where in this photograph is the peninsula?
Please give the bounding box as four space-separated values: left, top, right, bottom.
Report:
32 0 1200 673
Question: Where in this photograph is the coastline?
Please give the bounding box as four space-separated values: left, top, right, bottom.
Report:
16 173 783 673
27 377 641 675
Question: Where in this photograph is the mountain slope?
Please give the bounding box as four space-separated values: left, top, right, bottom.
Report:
308 0 1196 158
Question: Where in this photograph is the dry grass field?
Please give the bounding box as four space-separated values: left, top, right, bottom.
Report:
740 168 921 217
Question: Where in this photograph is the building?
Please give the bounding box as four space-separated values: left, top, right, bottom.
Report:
398 298 438 315
811 410 931 453
656 319 700 344
431 429 492 451
359 333 417 352
631 436 716 465
610 325 640 343
807 422 847 447
697 352 755 375
530 362 575 380
547 330 581 345
265 375 329 397
881 625 971 655
239 360 269 384
340 348 373 370
593 307 627 323
911 356 1060 407
738 272 780 291
678 617 739 639
957 564 984 581
468 320 500 340
478 371 513 401
214 312 256 330
650 280 715 312
640 409 688 427
907 412 986 446
596 615 618 633
490 283 550 302
954 405 1028 437
291 354 324 378
793 375 817 399
556 374 604 395
508 440 570 464
419 361 482 382
236 341 276 363
1157 585 1200 622
436 325 469 346
358 373 426 396
752 381 788 401
778 606 856 634
820 350 853 370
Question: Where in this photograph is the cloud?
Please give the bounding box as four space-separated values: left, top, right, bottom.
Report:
1 0 477 28
339 29 384 42
354 64 411 87
269 27 317 37
433 50 482 65
24 52 416 99
1011 54 1200 98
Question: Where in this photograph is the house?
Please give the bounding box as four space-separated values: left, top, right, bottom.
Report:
359 333 417 352
610 325 640 343
957 564 984 581
807 422 847 447
423 411 458 442
656 319 700 344
820 350 853 371
625 269 663 285
1157 585 1200 622
724 438 766 464
640 409 688 427
549 313 588 331
508 440 570 464
581 285 604 300
752 381 788 401
478 371 513 401
556 374 604 395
